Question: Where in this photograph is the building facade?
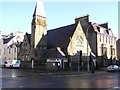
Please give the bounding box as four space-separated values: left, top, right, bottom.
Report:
2 31 24 63
0 31 4 66
116 39 120 63
30 0 117 70
18 32 31 61
46 15 95 70
93 23 117 66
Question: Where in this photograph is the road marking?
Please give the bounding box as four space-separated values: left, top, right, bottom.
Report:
11 75 17 78
40 73 53 75
40 73 44 75
48 73 53 75
19 86 24 88
113 86 120 89
64 74 81 77
52 74 84 78
52 75 64 78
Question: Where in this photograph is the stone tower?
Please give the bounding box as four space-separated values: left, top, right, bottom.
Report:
31 0 47 68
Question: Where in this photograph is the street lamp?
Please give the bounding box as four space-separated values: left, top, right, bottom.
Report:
86 23 96 73
110 45 113 64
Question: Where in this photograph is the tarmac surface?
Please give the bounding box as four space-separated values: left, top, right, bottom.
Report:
1 68 120 89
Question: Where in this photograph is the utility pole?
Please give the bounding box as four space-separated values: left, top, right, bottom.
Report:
78 52 80 72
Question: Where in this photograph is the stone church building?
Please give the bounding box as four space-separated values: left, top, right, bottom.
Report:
29 0 117 70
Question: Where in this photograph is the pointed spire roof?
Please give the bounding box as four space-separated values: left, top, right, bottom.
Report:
33 0 46 17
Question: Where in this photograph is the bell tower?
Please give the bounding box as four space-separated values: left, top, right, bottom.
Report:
31 0 47 68
31 0 47 48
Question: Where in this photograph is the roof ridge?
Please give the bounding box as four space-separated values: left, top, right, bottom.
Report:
48 23 76 31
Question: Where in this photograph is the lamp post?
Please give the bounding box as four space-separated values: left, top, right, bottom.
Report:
77 52 80 72
110 45 113 64
86 23 95 72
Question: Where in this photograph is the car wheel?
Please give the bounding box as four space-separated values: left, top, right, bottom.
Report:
17 67 19 69
4 65 6 68
10 65 13 69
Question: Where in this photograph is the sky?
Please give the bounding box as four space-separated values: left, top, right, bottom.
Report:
0 0 118 38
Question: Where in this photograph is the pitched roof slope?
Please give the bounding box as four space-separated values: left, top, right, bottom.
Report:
99 23 108 29
47 23 77 49
3 36 14 44
26 32 31 45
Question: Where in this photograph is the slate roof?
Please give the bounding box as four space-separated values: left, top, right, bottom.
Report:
99 23 108 29
3 36 14 44
47 23 77 49
26 32 31 45
47 15 92 49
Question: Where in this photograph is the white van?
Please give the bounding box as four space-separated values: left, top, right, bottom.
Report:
4 60 20 68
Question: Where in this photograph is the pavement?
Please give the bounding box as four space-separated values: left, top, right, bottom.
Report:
25 68 107 76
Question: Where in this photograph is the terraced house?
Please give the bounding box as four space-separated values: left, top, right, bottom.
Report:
93 23 117 67
2 31 24 64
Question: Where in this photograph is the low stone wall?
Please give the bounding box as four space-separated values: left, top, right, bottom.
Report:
20 61 32 69
46 62 59 71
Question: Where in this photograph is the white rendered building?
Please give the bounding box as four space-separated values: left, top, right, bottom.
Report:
2 31 24 63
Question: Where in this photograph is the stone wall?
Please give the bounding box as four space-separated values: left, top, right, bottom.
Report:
20 61 32 69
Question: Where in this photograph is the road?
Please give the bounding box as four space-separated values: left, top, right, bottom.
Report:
1 68 120 89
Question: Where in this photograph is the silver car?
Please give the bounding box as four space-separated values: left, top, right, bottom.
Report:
107 65 120 72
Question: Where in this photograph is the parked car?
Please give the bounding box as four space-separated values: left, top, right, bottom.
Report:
4 60 20 68
107 64 120 72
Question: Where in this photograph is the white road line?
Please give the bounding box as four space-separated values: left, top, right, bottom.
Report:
113 86 120 89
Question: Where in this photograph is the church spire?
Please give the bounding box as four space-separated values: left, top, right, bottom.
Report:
33 0 46 17
30 0 47 68
31 0 47 49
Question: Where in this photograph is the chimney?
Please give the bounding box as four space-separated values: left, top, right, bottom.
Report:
75 14 89 24
9 33 14 37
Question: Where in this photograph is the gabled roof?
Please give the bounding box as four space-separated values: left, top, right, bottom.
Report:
75 15 93 34
99 23 108 29
33 0 46 17
47 23 77 49
25 32 31 44
3 36 14 44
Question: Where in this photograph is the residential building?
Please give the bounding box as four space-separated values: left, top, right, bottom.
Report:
0 31 4 66
116 39 120 64
93 23 117 66
18 32 31 61
2 31 24 63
